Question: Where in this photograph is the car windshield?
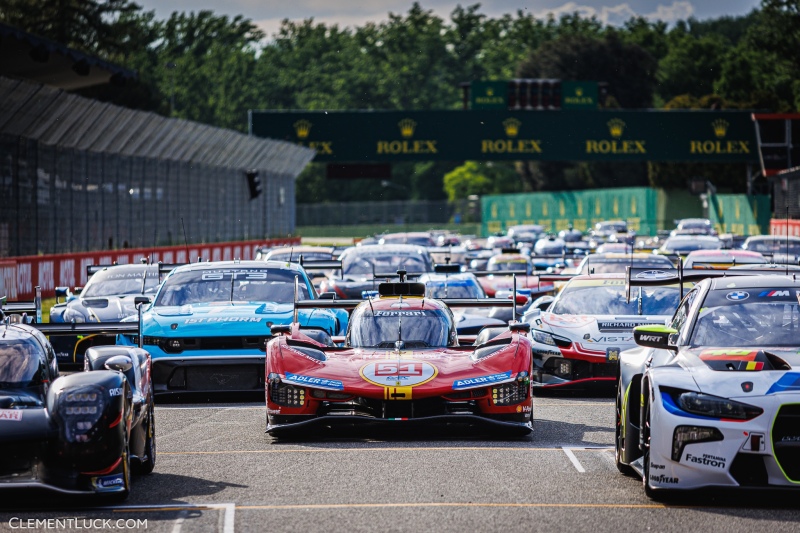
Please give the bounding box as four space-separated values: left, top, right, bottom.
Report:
551 281 681 316
381 236 435 246
579 260 674 274
597 223 626 233
691 288 800 347
680 220 711 229
0 339 43 389
348 307 452 348
267 251 333 262
82 268 160 297
664 239 720 252
155 268 310 306
426 281 484 299
488 260 531 273
342 253 430 276
746 241 800 255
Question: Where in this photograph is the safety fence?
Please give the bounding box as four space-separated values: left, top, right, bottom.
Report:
0 237 299 300
770 220 800 236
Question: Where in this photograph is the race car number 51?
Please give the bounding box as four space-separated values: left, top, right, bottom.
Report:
361 361 438 387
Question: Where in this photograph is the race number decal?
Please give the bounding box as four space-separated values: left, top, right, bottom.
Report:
360 361 438 387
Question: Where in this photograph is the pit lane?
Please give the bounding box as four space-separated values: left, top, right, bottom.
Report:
2 397 799 533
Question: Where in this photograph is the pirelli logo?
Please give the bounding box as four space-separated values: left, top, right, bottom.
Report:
384 386 413 400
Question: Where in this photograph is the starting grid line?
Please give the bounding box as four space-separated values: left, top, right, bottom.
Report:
160 446 615 456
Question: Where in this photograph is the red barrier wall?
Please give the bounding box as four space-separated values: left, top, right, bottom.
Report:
0 238 300 300
770 219 800 237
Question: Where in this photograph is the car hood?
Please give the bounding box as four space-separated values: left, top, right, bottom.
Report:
142 302 335 336
677 347 800 397
61 295 143 322
535 312 667 349
272 337 526 396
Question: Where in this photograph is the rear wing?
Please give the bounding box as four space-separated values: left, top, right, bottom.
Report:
33 306 145 348
298 258 342 271
294 297 515 311
1 287 42 323
624 264 788 302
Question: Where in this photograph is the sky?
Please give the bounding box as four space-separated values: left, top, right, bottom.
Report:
134 1 762 38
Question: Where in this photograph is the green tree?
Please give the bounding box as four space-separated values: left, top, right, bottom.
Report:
443 162 493 201
656 32 728 102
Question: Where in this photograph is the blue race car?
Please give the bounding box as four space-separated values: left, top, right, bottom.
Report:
50 263 161 367
119 261 347 395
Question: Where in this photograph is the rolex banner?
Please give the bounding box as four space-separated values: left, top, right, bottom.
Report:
250 109 758 163
481 188 658 236
708 194 770 236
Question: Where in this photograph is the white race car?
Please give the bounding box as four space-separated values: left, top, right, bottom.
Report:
523 274 683 389
617 271 800 497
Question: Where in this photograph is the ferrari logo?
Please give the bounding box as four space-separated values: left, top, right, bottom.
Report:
384 386 413 400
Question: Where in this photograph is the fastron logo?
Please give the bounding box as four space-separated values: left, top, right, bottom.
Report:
685 453 726 469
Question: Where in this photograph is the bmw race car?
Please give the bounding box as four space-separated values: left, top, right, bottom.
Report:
522 274 684 389
265 278 534 436
120 261 346 395
49 263 161 366
616 269 800 497
0 305 154 500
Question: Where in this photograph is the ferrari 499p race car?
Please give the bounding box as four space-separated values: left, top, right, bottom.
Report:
265 278 534 437
0 304 154 500
616 268 800 497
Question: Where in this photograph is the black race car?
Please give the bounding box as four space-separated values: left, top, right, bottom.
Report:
0 304 155 501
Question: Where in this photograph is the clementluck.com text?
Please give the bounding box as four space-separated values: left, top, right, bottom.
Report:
8 518 147 529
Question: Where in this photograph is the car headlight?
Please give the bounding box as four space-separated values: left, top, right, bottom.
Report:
63 308 88 323
531 329 556 346
58 387 105 443
676 391 763 421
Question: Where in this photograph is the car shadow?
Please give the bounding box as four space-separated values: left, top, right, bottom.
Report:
0 472 246 511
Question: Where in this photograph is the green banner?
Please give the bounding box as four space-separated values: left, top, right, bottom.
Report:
562 82 598 110
250 110 758 163
708 194 770 235
481 188 658 237
471 81 508 109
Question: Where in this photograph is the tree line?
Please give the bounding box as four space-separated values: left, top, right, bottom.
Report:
2 0 798 202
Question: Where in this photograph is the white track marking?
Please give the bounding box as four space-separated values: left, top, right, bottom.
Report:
562 447 586 472
108 503 235 533
170 510 188 533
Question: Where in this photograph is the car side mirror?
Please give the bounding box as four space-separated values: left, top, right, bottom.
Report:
318 292 337 300
633 325 678 352
270 324 291 335
104 355 133 373
74 287 83 295
509 322 530 333
134 296 151 306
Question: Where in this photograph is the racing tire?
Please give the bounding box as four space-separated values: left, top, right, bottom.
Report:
101 429 131 503
641 395 657 499
136 401 156 475
615 378 636 477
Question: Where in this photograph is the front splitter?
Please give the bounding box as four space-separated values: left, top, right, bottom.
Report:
267 414 533 437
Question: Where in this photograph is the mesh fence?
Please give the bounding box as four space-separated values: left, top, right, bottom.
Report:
0 77 313 257
296 199 477 227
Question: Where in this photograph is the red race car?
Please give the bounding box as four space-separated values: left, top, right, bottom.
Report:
265 280 534 437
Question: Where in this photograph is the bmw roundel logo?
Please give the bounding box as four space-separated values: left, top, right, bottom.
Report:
726 291 749 301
